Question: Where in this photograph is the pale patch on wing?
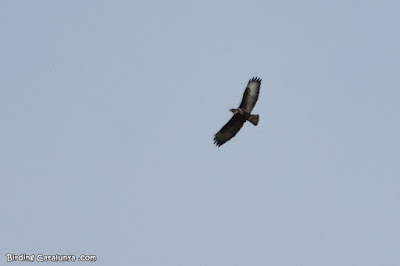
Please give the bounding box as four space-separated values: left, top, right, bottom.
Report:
247 79 260 99
239 77 261 112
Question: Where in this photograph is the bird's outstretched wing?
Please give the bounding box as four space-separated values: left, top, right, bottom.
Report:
239 77 261 112
214 115 247 147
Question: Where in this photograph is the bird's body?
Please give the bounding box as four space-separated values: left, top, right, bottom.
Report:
213 77 262 147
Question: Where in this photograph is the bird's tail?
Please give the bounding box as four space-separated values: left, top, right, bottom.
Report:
248 114 259 126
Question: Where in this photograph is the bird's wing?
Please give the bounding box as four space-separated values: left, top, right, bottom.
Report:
239 77 261 112
214 114 246 146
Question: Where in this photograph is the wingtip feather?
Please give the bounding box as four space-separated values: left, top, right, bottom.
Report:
213 134 225 147
249 77 262 83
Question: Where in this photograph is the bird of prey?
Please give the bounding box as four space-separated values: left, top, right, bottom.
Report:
213 77 261 147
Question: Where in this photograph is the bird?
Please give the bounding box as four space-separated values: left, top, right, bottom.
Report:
213 77 261 147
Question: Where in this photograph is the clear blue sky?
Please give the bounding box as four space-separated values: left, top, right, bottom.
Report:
1 1 399 265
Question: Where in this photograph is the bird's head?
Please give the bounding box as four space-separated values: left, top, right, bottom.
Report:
230 108 243 115
229 108 238 114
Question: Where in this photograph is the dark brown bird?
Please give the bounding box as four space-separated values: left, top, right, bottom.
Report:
213 77 261 147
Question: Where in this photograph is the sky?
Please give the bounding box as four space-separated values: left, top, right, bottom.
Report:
1 0 399 265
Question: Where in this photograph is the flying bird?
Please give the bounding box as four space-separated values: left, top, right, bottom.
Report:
213 77 261 147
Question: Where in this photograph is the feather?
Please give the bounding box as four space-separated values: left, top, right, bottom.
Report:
214 115 246 146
